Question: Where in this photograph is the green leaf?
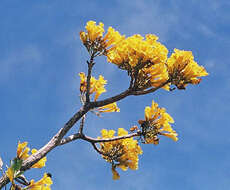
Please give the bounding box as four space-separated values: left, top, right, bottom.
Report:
11 158 23 172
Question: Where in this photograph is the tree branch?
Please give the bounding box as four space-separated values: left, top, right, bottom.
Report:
0 72 167 189
21 104 91 171
82 132 140 143
58 133 81 146
91 89 132 108
79 115 86 134
131 80 170 95
86 55 95 103
0 104 91 189
0 175 9 190
91 143 103 155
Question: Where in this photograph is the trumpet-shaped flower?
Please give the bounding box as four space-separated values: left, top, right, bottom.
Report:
111 166 120 180
16 142 47 168
79 21 124 55
31 149 47 168
98 102 120 113
107 34 168 68
27 173 52 190
103 27 125 49
6 167 14 183
17 141 30 160
98 128 142 180
140 63 170 90
167 48 208 89
138 100 178 144
92 75 107 101
82 21 104 42
79 72 107 101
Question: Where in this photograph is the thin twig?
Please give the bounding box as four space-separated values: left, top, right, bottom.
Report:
86 54 95 103
79 115 86 134
91 143 103 155
20 104 91 171
15 175 30 186
59 132 140 146
129 74 134 89
131 80 170 95
133 67 141 90
91 89 132 108
0 174 9 190
82 132 140 143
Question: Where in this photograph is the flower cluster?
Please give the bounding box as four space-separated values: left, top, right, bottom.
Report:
80 21 124 55
138 100 178 144
6 142 49 189
107 34 168 69
79 72 120 113
80 21 208 91
79 72 107 101
98 128 142 180
16 142 47 168
167 49 208 89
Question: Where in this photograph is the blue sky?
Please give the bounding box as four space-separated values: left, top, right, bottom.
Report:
0 0 230 189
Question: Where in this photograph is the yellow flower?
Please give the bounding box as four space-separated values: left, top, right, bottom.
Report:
79 72 107 101
101 129 116 138
138 100 178 143
16 142 47 169
107 34 168 68
103 27 125 49
31 149 47 168
27 173 52 190
17 141 30 160
85 21 104 42
141 63 170 90
6 167 14 183
111 166 120 180
92 75 107 101
79 31 87 44
80 21 124 55
167 48 208 89
79 72 87 92
161 131 178 141
98 102 120 113
99 128 142 179
105 32 170 91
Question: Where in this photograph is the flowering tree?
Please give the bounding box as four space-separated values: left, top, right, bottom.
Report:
0 21 208 189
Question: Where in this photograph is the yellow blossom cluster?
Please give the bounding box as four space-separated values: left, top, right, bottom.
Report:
81 21 104 42
6 142 47 187
140 63 170 90
80 21 124 55
27 173 52 190
79 72 120 113
138 100 178 144
16 142 46 168
167 48 208 89
107 34 168 68
79 72 107 101
98 128 142 180
17 141 30 160
80 21 208 91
